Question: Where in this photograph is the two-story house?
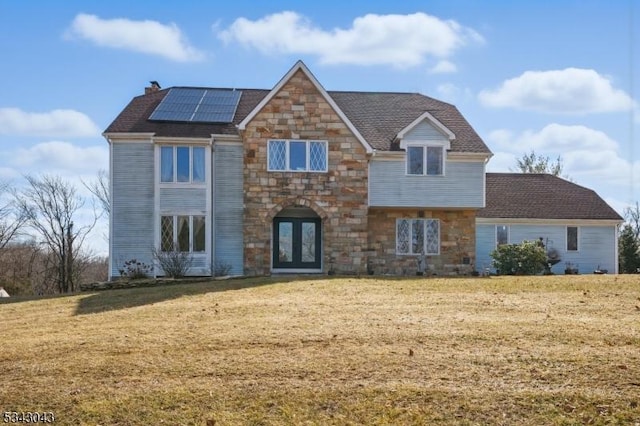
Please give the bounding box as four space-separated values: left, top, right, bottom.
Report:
104 61 621 278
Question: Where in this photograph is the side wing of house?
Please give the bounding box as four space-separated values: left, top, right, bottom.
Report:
108 136 156 278
477 220 620 274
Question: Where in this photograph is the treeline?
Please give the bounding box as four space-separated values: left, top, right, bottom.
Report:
0 242 108 295
0 172 109 296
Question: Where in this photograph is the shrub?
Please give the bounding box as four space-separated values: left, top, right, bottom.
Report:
213 260 232 277
490 240 547 275
119 259 152 279
152 245 192 278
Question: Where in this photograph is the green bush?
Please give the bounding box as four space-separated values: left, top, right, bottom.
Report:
490 240 547 275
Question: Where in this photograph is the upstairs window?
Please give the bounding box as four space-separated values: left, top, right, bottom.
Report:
396 218 440 255
268 140 328 172
160 146 205 183
406 145 444 175
567 226 578 251
496 225 509 246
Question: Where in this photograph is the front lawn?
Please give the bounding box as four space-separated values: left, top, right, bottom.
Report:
1 275 639 425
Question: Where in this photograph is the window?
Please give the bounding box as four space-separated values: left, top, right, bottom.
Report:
567 226 578 251
160 215 206 252
268 140 327 172
406 145 444 176
396 219 440 255
160 146 205 183
496 225 509 246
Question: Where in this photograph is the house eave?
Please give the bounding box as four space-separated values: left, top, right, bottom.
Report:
103 132 155 143
476 217 623 226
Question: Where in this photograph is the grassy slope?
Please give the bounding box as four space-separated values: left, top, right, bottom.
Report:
1 275 639 425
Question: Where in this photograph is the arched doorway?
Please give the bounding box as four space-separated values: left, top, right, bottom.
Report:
272 206 322 271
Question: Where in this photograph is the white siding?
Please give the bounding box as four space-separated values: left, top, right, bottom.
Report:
214 144 244 275
159 187 207 212
476 222 618 274
110 142 155 278
369 159 485 208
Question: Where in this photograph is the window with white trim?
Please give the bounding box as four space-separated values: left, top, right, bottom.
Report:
406 145 444 175
396 218 440 255
160 215 206 252
160 146 205 183
496 225 509 246
566 226 578 251
268 140 328 172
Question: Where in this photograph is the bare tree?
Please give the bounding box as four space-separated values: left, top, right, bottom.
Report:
82 169 110 217
0 180 26 249
623 201 640 240
512 150 566 177
14 175 99 293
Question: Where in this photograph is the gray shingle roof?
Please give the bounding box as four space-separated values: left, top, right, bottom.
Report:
478 173 622 220
104 87 491 154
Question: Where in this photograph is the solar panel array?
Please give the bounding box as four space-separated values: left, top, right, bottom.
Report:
149 88 242 123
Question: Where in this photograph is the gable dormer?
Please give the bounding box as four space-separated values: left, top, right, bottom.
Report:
396 112 454 176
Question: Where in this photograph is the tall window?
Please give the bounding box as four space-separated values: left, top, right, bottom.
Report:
268 140 328 172
160 215 206 252
160 146 205 183
406 145 444 176
567 226 578 251
396 218 440 255
496 225 509 246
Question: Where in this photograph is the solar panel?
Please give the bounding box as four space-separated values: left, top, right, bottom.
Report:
149 88 242 123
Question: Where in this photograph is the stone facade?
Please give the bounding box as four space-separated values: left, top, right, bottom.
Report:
242 70 369 275
367 208 476 275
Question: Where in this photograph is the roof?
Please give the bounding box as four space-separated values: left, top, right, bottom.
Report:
478 173 623 221
104 75 490 154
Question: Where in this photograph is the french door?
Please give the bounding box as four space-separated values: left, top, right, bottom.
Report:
273 218 321 269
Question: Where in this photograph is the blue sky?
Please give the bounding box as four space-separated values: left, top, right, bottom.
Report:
1 1 638 256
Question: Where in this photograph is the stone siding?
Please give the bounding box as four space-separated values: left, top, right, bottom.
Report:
367 208 477 275
243 70 368 275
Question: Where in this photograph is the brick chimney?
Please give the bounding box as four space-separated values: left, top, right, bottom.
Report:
145 81 161 95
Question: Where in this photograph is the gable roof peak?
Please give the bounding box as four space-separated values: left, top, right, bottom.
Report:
237 60 373 153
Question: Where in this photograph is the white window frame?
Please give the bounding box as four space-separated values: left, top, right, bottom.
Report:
267 139 328 172
160 214 207 253
159 145 206 184
566 226 579 252
496 225 509 247
405 144 445 176
396 218 440 255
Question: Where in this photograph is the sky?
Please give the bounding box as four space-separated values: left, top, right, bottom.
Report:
0 1 638 257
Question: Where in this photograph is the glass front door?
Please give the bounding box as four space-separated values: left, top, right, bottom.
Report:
273 218 321 269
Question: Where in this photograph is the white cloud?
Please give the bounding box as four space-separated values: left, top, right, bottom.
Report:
66 13 204 62
218 11 483 68
479 68 635 114
486 124 639 203
0 108 99 137
515 124 619 151
13 141 108 175
429 60 457 74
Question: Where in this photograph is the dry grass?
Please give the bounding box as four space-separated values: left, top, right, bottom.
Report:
1 275 639 425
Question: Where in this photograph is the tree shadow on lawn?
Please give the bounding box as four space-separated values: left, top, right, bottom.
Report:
74 275 306 316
